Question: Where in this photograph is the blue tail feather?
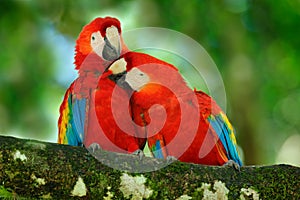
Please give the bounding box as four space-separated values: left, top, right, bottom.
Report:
208 115 242 166
152 140 165 159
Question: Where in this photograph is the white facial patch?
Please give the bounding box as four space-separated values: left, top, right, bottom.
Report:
125 68 150 91
109 58 127 74
90 31 105 57
106 26 121 54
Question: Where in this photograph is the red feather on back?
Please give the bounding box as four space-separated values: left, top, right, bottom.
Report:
58 17 139 153
118 51 242 166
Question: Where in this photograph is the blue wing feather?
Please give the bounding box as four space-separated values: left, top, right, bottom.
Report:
152 140 165 159
72 97 86 145
208 114 242 166
60 90 86 146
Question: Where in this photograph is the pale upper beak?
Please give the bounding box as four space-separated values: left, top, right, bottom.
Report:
107 58 131 90
102 26 121 61
107 59 150 92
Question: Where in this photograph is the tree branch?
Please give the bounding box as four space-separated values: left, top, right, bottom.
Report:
0 135 299 199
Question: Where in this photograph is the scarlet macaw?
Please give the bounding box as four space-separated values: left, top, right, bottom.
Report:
108 52 242 167
58 17 142 154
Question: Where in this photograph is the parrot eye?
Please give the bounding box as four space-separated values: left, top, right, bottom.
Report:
90 31 105 58
91 32 101 42
124 68 150 91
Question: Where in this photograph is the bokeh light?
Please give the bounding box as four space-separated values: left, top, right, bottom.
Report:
1 0 299 166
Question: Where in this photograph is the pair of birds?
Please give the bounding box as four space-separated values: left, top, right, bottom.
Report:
58 17 242 167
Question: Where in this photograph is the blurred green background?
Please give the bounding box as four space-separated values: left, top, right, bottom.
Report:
1 0 300 166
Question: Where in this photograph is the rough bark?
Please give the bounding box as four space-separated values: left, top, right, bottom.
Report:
0 135 299 199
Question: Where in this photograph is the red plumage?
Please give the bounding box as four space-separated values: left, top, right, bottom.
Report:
114 51 242 166
92 71 144 153
58 17 143 154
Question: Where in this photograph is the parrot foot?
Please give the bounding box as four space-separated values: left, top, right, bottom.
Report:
131 149 144 160
87 143 102 153
223 160 240 171
166 156 177 164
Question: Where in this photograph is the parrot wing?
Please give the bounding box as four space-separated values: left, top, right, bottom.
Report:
148 134 168 159
197 91 242 166
58 82 86 146
206 105 243 166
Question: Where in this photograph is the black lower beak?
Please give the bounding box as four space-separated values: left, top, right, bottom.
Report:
108 72 132 91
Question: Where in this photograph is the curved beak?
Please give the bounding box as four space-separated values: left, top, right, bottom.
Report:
116 74 133 91
107 58 132 90
108 70 132 91
102 26 121 61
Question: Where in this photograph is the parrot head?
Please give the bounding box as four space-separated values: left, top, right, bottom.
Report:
122 67 151 91
107 54 184 93
74 17 129 70
106 57 150 92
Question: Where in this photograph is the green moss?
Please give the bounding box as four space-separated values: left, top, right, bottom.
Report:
0 186 13 198
192 187 204 198
0 136 299 199
88 173 110 197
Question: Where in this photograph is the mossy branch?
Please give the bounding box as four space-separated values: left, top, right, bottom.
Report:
0 135 299 199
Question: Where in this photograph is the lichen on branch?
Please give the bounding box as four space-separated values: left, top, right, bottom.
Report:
0 135 299 199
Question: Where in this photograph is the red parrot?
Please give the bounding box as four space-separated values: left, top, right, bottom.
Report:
108 52 242 166
92 58 145 153
58 17 142 154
